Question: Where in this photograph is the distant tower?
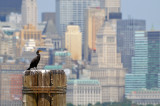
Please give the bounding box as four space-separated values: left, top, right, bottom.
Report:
96 19 123 68
21 0 37 26
117 19 146 73
90 19 126 102
65 25 82 61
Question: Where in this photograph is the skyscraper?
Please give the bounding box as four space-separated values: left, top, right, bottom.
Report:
147 31 160 89
117 19 146 73
125 31 148 95
65 25 82 60
0 0 22 21
90 19 126 102
125 31 160 96
97 20 123 68
100 0 121 20
56 0 100 37
21 0 37 26
84 7 105 61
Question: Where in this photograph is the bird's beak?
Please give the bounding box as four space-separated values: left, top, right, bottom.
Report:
39 50 43 52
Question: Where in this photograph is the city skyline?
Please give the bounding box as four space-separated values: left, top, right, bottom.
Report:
38 0 160 30
0 0 160 105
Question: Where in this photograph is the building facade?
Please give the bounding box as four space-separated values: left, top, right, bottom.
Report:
0 30 15 58
100 0 121 20
42 19 62 50
125 31 148 96
21 0 37 26
96 20 122 68
53 50 72 69
6 13 22 25
127 89 160 105
65 25 82 60
84 8 105 61
0 0 22 21
67 79 102 106
17 24 44 56
56 0 100 37
117 19 146 73
125 74 146 96
0 63 25 106
89 19 126 103
125 31 160 96
147 31 160 89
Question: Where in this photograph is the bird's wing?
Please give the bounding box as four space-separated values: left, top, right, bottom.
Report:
29 56 39 67
31 56 38 64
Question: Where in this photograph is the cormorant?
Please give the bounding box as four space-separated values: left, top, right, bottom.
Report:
27 50 43 70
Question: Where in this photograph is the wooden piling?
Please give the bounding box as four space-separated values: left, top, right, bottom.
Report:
22 70 67 106
38 70 51 106
23 70 38 106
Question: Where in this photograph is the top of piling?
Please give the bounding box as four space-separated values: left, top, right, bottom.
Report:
24 70 65 76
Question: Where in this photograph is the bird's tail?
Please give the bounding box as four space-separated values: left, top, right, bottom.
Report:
27 67 31 70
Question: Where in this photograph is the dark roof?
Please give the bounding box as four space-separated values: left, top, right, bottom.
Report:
43 20 58 38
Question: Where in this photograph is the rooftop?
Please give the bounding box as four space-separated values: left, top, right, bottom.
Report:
67 79 100 85
44 65 62 70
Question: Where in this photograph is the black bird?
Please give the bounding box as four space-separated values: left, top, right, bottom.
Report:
27 50 43 70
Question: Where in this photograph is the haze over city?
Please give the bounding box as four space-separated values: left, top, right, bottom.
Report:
38 0 160 30
0 0 160 106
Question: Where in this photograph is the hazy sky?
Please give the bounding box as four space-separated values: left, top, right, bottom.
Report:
38 0 160 30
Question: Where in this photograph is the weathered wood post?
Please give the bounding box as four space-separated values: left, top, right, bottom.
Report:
23 70 38 106
22 70 67 106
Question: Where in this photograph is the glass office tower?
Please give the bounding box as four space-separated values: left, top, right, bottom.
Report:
132 31 148 74
125 31 148 95
117 19 146 73
147 31 160 89
125 31 160 96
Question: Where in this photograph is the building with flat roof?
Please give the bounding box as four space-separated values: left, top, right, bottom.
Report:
117 19 146 73
147 31 160 89
52 50 72 69
125 31 148 96
67 79 102 106
65 25 82 61
125 31 160 96
127 88 160 105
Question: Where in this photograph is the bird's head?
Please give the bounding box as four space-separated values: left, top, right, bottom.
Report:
36 50 43 55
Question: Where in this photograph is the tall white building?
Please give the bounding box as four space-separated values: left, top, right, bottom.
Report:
21 0 37 26
89 19 126 102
